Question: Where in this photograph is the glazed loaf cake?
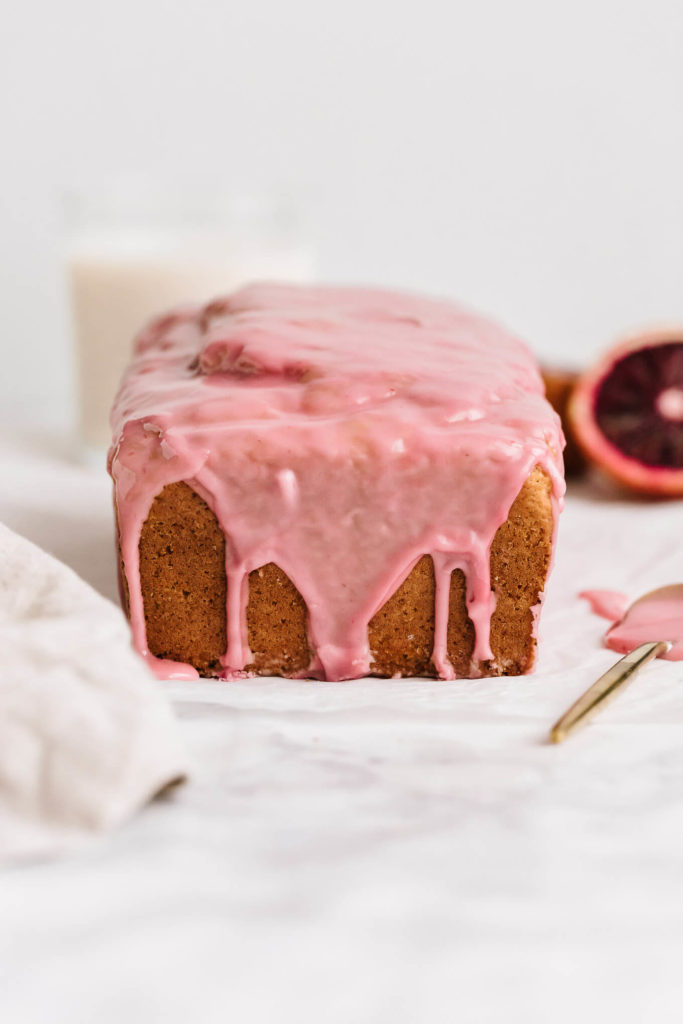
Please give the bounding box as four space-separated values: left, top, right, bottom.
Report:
110 283 565 681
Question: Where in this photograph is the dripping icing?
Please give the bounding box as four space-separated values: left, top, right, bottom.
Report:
109 282 566 680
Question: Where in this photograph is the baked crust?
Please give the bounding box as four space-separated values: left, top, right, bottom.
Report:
127 466 553 678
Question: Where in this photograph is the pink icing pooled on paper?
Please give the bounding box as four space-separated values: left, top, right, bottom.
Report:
580 589 630 622
109 282 565 681
582 587 683 660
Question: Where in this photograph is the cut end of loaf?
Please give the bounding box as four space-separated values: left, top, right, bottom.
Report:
124 466 554 680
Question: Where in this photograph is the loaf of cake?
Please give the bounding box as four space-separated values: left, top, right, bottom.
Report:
109 283 565 681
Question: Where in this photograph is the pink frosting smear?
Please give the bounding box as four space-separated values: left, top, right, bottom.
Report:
108 282 566 681
579 589 631 622
581 588 683 660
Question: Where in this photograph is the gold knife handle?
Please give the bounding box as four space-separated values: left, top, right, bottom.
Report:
550 641 671 744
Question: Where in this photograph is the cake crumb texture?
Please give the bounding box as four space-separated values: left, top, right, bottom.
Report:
138 484 226 675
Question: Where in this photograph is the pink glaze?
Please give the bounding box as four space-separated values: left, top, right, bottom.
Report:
580 589 630 622
582 586 683 660
145 656 200 681
108 283 565 681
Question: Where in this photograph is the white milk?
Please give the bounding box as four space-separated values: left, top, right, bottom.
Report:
69 233 315 451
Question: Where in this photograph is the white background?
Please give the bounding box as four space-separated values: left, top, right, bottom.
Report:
2 0 683 430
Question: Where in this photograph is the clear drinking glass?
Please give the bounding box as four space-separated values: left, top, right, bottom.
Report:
65 181 316 456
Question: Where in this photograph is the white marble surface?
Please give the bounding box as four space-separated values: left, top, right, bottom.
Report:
2 432 683 1023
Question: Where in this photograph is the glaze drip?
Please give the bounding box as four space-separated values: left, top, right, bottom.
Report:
109 283 565 680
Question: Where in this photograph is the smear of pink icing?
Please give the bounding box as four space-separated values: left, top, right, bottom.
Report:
579 589 630 622
581 588 683 660
109 282 566 681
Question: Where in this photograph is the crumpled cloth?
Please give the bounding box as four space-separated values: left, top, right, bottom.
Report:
0 522 188 862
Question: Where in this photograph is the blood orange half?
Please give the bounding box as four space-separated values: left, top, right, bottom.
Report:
569 328 683 495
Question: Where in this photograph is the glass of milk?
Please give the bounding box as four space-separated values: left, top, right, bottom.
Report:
66 182 316 455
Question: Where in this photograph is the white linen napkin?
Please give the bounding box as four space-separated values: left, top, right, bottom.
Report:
0 522 188 862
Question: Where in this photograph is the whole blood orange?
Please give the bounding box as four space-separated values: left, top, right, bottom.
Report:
569 328 683 495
